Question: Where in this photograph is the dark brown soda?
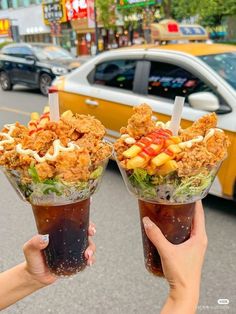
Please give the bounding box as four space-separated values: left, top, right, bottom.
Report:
32 198 90 276
138 200 195 277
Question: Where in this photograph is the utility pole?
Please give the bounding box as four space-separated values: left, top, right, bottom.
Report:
94 0 99 53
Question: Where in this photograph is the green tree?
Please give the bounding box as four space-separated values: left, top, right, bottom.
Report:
96 0 116 29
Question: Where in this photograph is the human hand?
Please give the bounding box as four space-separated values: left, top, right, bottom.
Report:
23 222 96 287
143 201 207 312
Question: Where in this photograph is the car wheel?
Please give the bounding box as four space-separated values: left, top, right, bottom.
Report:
0 71 13 91
39 73 52 96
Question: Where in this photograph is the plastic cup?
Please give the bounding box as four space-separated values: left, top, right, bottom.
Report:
116 157 223 277
139 200 195 276
32 198 90 276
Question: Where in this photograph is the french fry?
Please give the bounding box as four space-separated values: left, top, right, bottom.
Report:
123 145 141 158
30 112 39 121
127 155 148 169
156 160 178 175
168 144 182 154
61 110 73 120
151 152 171 167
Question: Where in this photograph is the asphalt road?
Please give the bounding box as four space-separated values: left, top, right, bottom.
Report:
0 86 236 314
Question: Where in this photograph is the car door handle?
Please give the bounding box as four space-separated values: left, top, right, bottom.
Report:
85 99 99 106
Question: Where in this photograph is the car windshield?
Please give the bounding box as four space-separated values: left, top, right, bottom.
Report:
199 52 236 90
32 46 73 61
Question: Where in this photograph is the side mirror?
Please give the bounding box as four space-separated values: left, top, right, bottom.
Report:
188 92 220 111
25 55 36 64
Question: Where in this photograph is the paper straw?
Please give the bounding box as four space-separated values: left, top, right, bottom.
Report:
169 96 185 136
48 86 60 122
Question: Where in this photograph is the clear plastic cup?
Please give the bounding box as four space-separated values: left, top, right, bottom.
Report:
116 158 223 276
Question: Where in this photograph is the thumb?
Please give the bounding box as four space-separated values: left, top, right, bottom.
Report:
23 234 49 264
143 217 171 255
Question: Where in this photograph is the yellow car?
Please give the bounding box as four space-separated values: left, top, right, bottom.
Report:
54 43 236 201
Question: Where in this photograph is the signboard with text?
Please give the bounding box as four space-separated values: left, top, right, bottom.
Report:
43 0 67 25
65 0 88 21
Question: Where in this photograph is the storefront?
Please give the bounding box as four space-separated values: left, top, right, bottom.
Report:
67 0 96 55
0 4 51 43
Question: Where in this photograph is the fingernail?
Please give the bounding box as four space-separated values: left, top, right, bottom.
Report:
91 226 96 235
88 260 93 267
40 234 49 244
143 217 153 229
86 249 93 259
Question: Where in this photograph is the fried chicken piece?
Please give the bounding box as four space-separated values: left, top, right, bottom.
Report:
126 104 155 138
180 113 217 141
205 130 230 162
91 142 112 166
177 143 216 177
55 149 91 182
32 130 57 154
35 162 55 180
61 113 106 139
114 138 130 161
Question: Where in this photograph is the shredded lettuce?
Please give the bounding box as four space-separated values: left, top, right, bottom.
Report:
90 166 103 179
173 172 213 198
129 168 156 198
28 165 40 183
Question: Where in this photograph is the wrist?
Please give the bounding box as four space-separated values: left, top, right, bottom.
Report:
21 262 47 290
169 285 199 312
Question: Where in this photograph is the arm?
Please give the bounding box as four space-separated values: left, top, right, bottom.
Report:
143 201 207 314
0 223 96 310
0 262 45 310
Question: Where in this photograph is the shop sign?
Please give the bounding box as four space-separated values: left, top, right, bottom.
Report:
65 0 88 21
0 19 10 36
43 0 68 25
117 0 160 9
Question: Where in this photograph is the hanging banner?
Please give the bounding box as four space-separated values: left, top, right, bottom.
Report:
87 0 95 28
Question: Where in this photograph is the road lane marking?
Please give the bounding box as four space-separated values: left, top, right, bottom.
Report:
0 106 31 116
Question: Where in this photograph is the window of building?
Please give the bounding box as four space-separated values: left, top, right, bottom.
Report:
148 61 211 100
93 59 137 91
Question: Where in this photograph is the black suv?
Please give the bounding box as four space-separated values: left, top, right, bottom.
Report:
0 43 81 95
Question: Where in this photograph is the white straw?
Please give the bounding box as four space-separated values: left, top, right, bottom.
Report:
169 96 185 136
49 90 60 122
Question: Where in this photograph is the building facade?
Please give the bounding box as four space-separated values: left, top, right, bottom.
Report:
0 0 51 43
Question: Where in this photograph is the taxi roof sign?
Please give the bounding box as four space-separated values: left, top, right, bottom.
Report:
151 20 208 42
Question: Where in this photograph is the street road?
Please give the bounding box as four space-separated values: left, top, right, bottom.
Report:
0 86 236 314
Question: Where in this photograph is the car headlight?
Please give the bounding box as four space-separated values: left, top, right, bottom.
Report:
52 66 68 75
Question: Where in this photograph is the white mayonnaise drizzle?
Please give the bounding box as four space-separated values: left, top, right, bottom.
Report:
16 139 80 163
179 136 204 149
155 121 165 128
121 134 129 139
204 128 223 142
124 137 136 145
0 124 16 151
155 120 171 130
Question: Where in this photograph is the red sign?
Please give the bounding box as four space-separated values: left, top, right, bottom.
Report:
0 19 10 36
65 0 88 21
168 22 179 33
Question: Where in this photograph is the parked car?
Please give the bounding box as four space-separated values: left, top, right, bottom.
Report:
53 43 236 201
0 43 81 95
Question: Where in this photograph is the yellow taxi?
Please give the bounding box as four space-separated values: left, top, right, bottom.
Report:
54 41 236 201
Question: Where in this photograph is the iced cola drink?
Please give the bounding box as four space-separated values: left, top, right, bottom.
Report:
114 104 229 277
139 200 195 276
0 107 112 277
32 198 90 276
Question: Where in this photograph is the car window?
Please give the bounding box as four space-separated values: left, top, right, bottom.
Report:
2 46 32 58
93 60 137 91
148 61 211 100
